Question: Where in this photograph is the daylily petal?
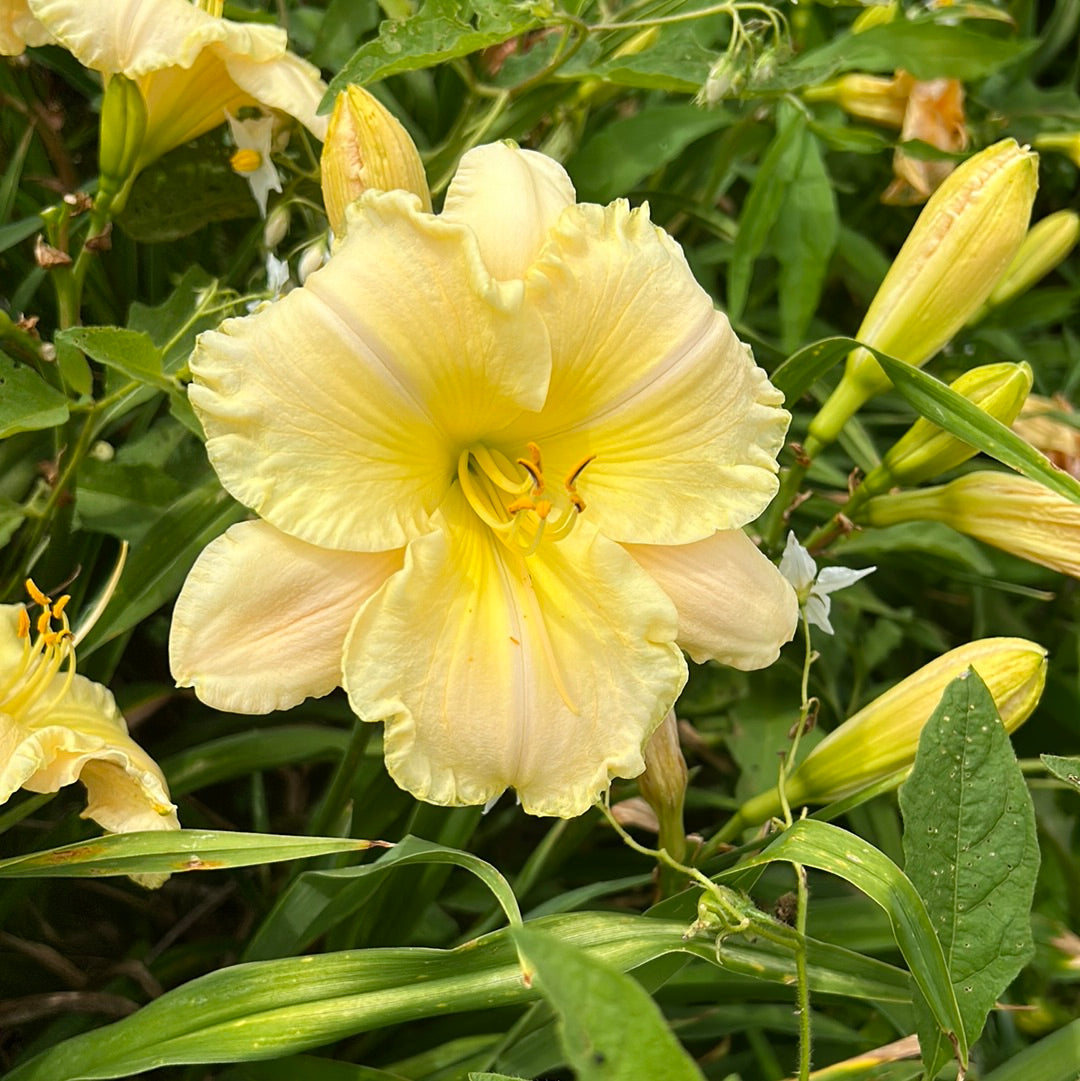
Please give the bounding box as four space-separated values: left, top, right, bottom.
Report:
190 190 550 552
224 48 328 141
1 0 52 53
625 530 798 669
442 142 576 281
170 519 403 713
343 491 687 818
507 200 789 545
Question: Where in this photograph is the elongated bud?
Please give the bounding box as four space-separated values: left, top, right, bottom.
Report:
1033 132 1080 169
859 470 1080 579
848 362 1033 507
851 0 898 31
986 210 1080 310
637 711 688 862
734 638 1046 828
806 139 1038 455
803 73 907 127
321 86 431 238
98 74 147 208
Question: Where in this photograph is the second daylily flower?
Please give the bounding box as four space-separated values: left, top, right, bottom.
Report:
170 142 798 818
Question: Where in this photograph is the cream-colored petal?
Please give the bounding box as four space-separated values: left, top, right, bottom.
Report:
28 0 285 75
343 490 687 818
170 519 403 713
625 530 798 670
223 48 329 142
505 200 789 546
1 0 53 53
190 190 549 552
441 142 576 281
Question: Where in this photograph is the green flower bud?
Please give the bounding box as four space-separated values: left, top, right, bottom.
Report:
98 74 147 209
986 210 1080 310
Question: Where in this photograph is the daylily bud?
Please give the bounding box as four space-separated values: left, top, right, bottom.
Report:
859 471 1080 579
637 711 688 861
806 139 1038 455
804 73 907 127
1013 394 1080 479
733 638 1046 828
321 85 431 238
1033 132 1080 169
851 0 898 32
986 210 1080 310
849 362 1033 507
98 74 147 208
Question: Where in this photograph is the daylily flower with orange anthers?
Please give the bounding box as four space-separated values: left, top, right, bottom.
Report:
170 142 798 818
4 0 327 178
2 582 179 862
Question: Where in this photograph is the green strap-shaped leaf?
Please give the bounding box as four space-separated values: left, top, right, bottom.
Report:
512 927 705 1081
769 335 855 406
900 672 1039 1077
715 818 967 1063
0 830 385 878
0 355 70 438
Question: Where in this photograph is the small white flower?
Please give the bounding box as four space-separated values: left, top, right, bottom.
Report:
779 532 875 635
227 111 282 217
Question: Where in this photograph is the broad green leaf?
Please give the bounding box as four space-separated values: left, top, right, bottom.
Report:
0 830 386 878
0 493 25 546
0 355 69 438
1041 754 1080 793
715 818 967 1061
900 672 1039 1077
583 26 718 94
75 458 186 542
56 326 172 392
729 106 805 320
245 834 522 961
568 103 733 204
773 128 838 352
513 927 705 1081
326 0 544 96
792 21 1032 81
77 476 245 656
837 522 996 575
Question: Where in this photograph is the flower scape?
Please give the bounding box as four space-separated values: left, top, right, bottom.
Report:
5 3 1080 1079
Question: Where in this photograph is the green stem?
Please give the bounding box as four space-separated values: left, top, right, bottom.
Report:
309 720 373 837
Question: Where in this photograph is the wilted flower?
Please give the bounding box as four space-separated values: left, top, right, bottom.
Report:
1 582 179 864
732 637 1047 829
637 709 688 858
779 533 875 635
170 141 797 818
17 0 327 184
227 111 281 217
1013 394 1080 479
859 470 1080 579
806 139 1038 455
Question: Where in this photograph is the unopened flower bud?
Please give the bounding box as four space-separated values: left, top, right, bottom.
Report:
1033 131 1080 170
734 638 1046 828
803 73 907 127
263 204 290 249
851 0 899 32
986 210 1080 310
321 85 431 239
849 362 1033 506
860 471 1080 579
806 139 1038 455
296 238 328 284
637 711 688 861
98 74 147 208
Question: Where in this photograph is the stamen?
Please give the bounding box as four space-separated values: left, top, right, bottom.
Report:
565 454 596 489
16 608 30 639
230 148 263 175
516 442 545 493
52 595 70 618
25 579 49 606
471 446 529 494
458 450 512 533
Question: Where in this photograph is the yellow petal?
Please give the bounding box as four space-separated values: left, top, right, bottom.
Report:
190 190 550 552
170 519 403 713
224 48 329 142
441 142 576 281
504 200 788 545
343 490 687 818
1 0 53 53
625 530 798 669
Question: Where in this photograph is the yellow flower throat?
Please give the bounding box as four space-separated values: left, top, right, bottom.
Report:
1 580 75 720
458 443 595 557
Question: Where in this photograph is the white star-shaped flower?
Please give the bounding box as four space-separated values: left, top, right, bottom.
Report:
779 532 875 635
227 111 282 217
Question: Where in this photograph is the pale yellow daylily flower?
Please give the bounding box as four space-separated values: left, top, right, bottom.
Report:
1 583 179 848
0 0 52 53
22 0 327 173
170 142 797 818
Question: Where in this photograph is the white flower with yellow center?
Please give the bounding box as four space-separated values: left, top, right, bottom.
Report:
169 143 798 818
2 581 179 846
14 0 327 171
227 111 281 217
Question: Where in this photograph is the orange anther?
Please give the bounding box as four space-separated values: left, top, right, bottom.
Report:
534 499 552 520
25 579 49 607
52 595 71 618
565 453 596 490
507 496 536 514
16 608 31 639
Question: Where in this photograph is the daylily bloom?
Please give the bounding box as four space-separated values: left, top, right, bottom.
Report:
0 0 51 54
779 533 874 635
17 0 327 178
2 582 179 851
227 111 281 217
170 142 797 818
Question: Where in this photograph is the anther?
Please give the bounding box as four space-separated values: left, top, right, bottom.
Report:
52 595 71 618
516 442 545 493
36 610 51 637
565 454 596 489
230 148 262 174
25 579 49 607
16 608 30 639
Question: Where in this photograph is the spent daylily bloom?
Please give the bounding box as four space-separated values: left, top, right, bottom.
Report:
170 142 797 818
1 582 179 864
779 533 875 635
227 111 281 217
1013 394 1080 479
17 0 327 180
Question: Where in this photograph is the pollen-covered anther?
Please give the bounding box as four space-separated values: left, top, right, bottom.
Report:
564 454 596 514
516 442 546 494
230 148 262 175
